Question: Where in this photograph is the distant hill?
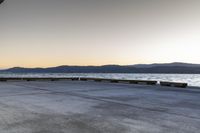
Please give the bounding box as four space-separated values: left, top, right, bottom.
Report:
133 62 200 68
1 62 200 74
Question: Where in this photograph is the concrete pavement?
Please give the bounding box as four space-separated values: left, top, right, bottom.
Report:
0 80 199 133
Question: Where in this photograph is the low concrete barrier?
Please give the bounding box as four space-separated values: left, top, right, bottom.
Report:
79 78 157 85
0 79 7 82
110 79 119 83
80 78 88 81
0 77 188 88
160 81 188 88
93 78 103 82
0 78 22 81
129 80 157 85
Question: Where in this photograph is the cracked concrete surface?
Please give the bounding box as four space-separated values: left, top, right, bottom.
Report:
0 80 200 133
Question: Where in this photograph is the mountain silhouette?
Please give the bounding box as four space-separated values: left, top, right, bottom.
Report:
1 62 200 74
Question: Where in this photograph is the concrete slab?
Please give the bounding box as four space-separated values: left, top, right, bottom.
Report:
0 81 200 133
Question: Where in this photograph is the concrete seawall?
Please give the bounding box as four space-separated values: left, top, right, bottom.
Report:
0 80 199 133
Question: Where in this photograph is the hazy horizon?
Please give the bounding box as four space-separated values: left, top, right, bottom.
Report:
1 0 200 68
0 62 199 70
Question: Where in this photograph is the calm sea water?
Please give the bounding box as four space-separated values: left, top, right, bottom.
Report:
0 73 200 87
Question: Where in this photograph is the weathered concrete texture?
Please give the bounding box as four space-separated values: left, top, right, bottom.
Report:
0 81 200 133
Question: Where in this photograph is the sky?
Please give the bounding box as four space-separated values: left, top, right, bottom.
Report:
0 0 200 68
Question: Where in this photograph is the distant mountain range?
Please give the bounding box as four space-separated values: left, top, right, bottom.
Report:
1 62 200 74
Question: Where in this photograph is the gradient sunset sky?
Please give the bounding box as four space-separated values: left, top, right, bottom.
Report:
0 0 200 68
